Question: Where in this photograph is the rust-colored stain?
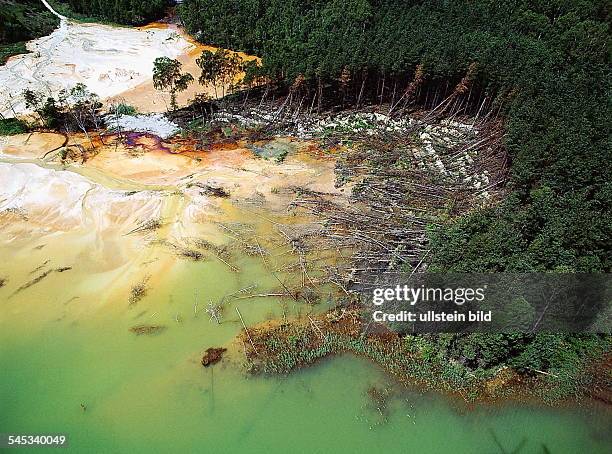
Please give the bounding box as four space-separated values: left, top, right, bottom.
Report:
139 22 170 31
96 132 251 168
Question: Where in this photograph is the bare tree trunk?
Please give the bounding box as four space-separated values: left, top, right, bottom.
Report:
317 77 323 113
309 90 317 116
389 79 397 113
357 76 366 107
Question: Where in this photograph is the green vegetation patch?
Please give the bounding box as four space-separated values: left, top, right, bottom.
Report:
50 0 171 26
0 41 28 65
243 308 611 403
0 118 28 135
109 103 137 116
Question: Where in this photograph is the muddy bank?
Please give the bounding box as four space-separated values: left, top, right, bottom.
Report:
0 132 67 159
236 307 611 407
0 125 349 317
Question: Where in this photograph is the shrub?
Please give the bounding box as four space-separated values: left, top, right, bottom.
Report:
0 118 28 135
109 103 137 116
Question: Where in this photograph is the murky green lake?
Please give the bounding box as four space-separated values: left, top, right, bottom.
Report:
0 152 609 454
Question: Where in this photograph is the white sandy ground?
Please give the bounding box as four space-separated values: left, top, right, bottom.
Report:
106 114 181 139
0 162 164 233
0 19 194 117
0 131 342 240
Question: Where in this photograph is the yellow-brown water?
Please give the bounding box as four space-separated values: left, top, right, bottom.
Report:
0 135 610 453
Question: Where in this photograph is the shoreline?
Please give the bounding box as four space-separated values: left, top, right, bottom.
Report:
235 306 612 408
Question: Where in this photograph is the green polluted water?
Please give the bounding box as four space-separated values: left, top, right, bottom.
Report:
0 158 610 454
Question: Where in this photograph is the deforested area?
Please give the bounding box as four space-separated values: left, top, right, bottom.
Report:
179 0 610 273
173 0 611 401
0 1 610 453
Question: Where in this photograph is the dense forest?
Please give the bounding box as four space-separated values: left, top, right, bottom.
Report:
51 0 171 25
179 0 611 273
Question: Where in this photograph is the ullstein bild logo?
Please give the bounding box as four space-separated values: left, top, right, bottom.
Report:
366 274 610 333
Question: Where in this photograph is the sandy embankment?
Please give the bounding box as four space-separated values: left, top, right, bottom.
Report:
0 132 65 159
0 21 194 117
0 161 163 232
0 131 341 239
115 24 260 112
0 19 258 117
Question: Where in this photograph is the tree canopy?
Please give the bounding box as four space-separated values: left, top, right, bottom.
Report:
196 49 243 98
53 0 171 25
153 57 194 110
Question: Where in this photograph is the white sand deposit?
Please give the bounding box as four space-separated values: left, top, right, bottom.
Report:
0 20 194 117
106 114 180 139
0 162 163 233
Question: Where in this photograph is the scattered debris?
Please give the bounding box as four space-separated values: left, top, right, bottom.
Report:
13 270 52 295
206 301 223 324
129 324 166 335
128 276 150 305
125 218 162 236
11 267 72 297
164 241 206 261
178 248 205 261
190 182 230 198
201 347 227 367
367 385 393 418
29 259 50 275
0 207 28 221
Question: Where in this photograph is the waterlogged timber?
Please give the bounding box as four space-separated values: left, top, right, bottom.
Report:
0 7 610 454
0 131 609 453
